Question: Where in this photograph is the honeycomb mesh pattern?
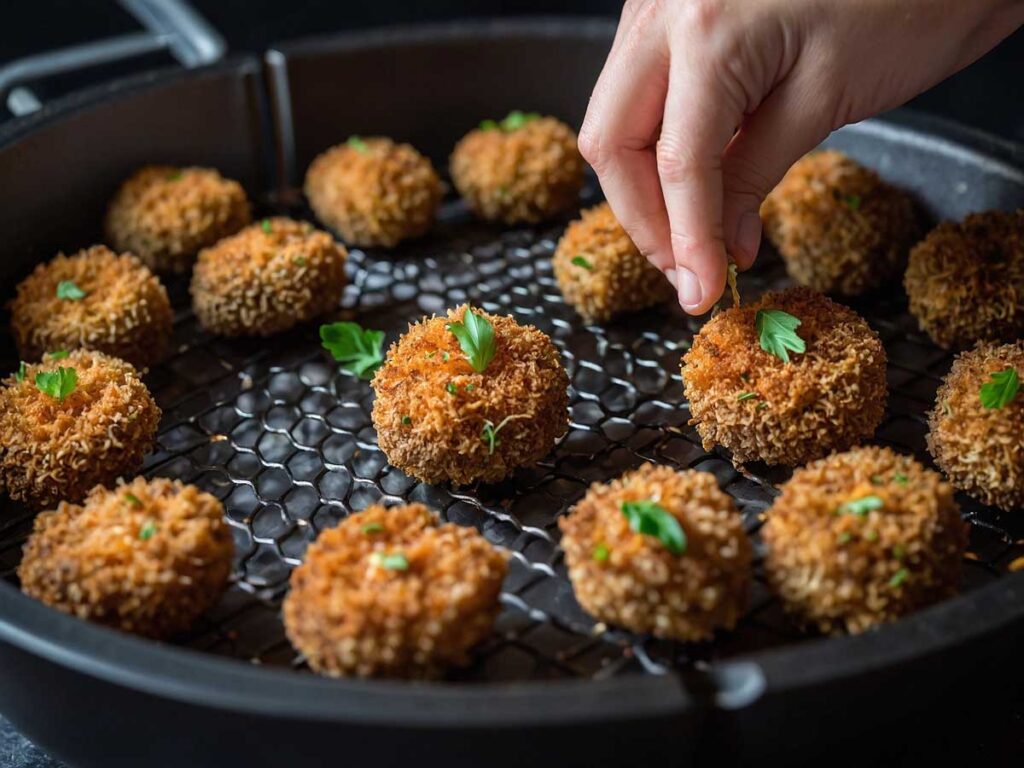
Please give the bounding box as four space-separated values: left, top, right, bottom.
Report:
1 190 1022 682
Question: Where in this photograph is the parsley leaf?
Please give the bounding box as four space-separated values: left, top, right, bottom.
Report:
372 552 409 571
34 366 77 402
889 568 909 588
736 391 759 401
837 531 853 545
979 367 1019 409
320 322 385 380
261 218 272 233
401 415 412 425
592 543 610 562
479 118 499 131
49 349 70 360
14 361 25 382
480 415 522 455
446 382 457 395
499 111 541 131
571 255 593 271
836 495 884 517
620 500 686 555
361 523 383 535
755 308 806 363
123 493 143 508
347 135 369 154
892 472 909 486
447 308 496 373
56 280 87 301
139 520 158 541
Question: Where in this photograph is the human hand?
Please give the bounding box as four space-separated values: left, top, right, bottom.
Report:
579 0 1024 314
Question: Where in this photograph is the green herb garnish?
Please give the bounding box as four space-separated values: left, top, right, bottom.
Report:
979 367 1019 409
139 520 158 541
442 351 450 362
592 543 610 562
446 307 496 373
14 361 25 383
446 382 457 395
56 280 87 301
480 111 541 132
320 322 385 380
864 530 880 542
373 552 409 571
571 255 593 271
620 500 686 555
293 256 306 267
736 391 759 401
836 495 884 517
401 415 412 425
347 135 369 154
124 493 143 508
889 568 908 587
844 194 862 211
49 349 70 360
892 545 906 560
755 309 806 363
34 366 77 402
166 170 183 181
480 415 522 454
892 472 909 486
261 218 272 233
478 118 499 131
837 531 853 545
361 523 384 535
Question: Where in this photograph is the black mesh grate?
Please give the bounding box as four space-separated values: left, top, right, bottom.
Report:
2 186 1022 682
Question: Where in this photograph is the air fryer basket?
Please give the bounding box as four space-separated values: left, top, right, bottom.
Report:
0 20 1022 768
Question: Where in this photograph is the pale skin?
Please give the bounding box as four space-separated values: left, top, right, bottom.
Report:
579 0 1024 314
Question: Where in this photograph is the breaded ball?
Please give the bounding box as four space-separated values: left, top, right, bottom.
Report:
682 287 887 466
190 217 347 337
904 209 1024 348
450 113 584 224
105 165 251 274
372 305 569 485
761 150 919 296
0 350 160 510
18 477 232 638
9 245 172 369
927 342 1024 510
283 503 508 678
762 447 967 634
552 202 674 322
304 136 443 247
559 463 751 641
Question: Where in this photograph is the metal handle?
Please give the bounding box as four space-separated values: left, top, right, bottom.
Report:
0 0 226 117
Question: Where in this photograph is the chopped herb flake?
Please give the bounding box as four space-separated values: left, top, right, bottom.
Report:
347 135 369 153
620 500 686 555
124 493 143 507
35 366 77 402
320 322 385 380
979 367 1019 409
166 170 183 181
361 523 384 534
261 218 272 233
870 474 884 485
401 415 412 425
56 280 87 301
892 545 906 560
837 531 853 545
892 472 909 486
446 382 457 395
293 256 306 267
14 361 25 382
490 111 541 132
478 118 499 131
373 552 408 571
425 352 435 359
571 255 593 271
442 351 450 362
844 194 862 211
592 543 610 562
889 568 908 587
465 384 476 392
865 530 880 542
736 391 759 401
49 350 70 360
139 520 158 541
756 309 806 363
836 495 884 517
756 401 769 411
446 307 496 373
480 414 523 455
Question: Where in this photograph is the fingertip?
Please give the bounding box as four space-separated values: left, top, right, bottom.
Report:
730 210 763 270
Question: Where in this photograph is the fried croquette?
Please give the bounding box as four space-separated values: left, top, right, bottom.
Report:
190 217 347 337
762 447 967 634
450 113 584 224
105 165 251 274
9 245 172 369
18 477 232 638
283 503 507 678
558 463 752 641
904 209 1024 348
372 305 569 485
552 202 674 322
761 150 920 296
682 287 887 466
927 342 1024 510
0 350 160 509
304 136 443 247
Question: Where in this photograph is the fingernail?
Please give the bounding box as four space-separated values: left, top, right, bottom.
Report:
678 267 702 309
736 211 762 262
664 268 677 288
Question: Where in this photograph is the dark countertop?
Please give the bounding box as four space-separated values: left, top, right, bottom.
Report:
1 2 1022 766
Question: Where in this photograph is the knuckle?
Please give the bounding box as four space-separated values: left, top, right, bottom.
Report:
656 134 713 185
678 0 724 35
576 122 605 170
722 156 774 201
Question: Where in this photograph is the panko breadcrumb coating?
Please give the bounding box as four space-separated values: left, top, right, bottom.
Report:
18 477 232 638
559 464 751 641
552 202 674 322
190 217 347 337
372 305 569 485
9 245 172 369
904 209 1024 348
105 165 251 274
0 350 160 509
682 287 887 466
450 115 584 224
283 503 507 678
927 342 1024 510
304 137 443 247
761 150 920 296
763 447 967 634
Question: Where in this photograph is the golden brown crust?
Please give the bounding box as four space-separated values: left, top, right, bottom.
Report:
904 209 1024 348
190 217 348 337
552 202 674 322
283 503 508 678
450 116 584 224
105 165 251 274
927 342 1024 510
682 287 887 466
762 447 966 634
371 305 569 485
761 150 920 296
18 477 232 638
559 464 751 641
304 137 442 247
0 350 160 509
9 245 172 369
